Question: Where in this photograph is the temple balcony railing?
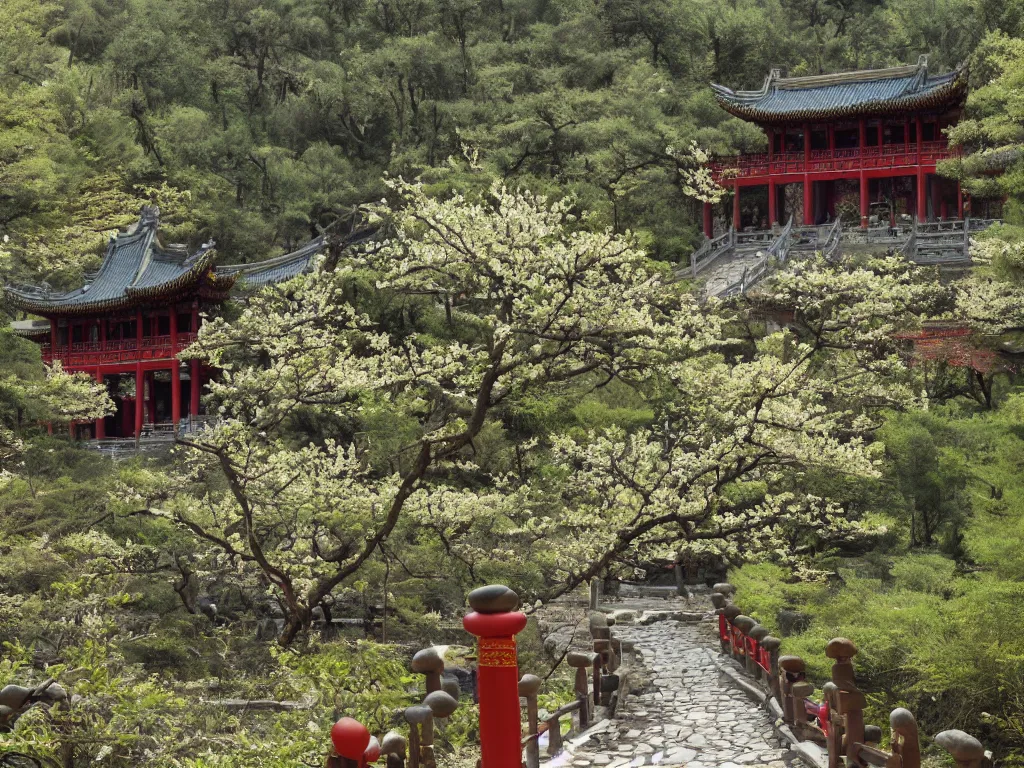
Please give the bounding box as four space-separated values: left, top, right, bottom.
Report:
709 141 958 182
41 332 199 368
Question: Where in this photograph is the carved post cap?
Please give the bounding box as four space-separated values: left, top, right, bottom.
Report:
791 681 815 698
890 708 918 734
733 615 757 633
825 637 858 659
749 625 770 641
588 612 609 629
760 636 782 652
935 730 986 762
864 725 883 744
411 648 445 673
778 655 806 674
567 651 599 668
518 674 542 696
710 593 728 609
712 582 736 596
381 731 407 757
404 704 433 725
424 690 459 718
468 584 520 613
723 604 743 621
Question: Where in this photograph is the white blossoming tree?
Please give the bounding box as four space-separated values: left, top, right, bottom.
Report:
146 181 929 643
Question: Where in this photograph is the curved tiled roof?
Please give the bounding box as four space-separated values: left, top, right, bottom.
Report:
5 207 229 316
711 56 967 124
215 236 326 290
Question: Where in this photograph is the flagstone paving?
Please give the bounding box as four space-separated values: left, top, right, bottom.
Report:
544 619 799 768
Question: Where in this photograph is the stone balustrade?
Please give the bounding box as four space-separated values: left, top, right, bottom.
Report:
711 583 994 768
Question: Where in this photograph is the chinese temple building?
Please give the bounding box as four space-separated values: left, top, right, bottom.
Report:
706 56 969 234
6 207 327 441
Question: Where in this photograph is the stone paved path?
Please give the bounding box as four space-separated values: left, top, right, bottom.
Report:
545 619 798 768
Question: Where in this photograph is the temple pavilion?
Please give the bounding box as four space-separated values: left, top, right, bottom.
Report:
6 206 327 440
705 56 969 234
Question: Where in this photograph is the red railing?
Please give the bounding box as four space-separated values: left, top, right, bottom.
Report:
41 332 199 368
710 140 958 182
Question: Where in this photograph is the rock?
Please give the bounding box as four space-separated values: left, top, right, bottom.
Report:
776 609 811 636
0 686 32 710
468 584 519 613
722 605 742 621
934 730 985 762
441 676 461 700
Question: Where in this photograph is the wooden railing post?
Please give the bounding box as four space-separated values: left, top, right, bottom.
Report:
519 674 542 768
778 655 806 726
567 651 596 729
722 604 742 659
747 625 769 680
825 638 865 768
404 705 430 768
381 732 407 768
890 708 920 768
732 615 756 671
412 647 444 694
761 636 782 702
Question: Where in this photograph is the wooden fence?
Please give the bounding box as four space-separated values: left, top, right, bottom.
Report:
711 583 994 768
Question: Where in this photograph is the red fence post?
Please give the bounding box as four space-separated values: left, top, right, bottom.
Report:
462 585 527 768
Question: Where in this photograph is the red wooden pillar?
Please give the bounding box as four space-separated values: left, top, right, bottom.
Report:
136 309 143 350
827 124 835 155
703 202 713 238
904 118 911 155
67 320 73 358
931 177 942 221
462 586 528 768
858 118 866 152
134 363 144 438
767 129 775 162
915 116 923 158
957 181 964 219
733 185 741 230
94 369 105 440
146 371 156 423
859 170 869 229
190 359 201 417
877 121 884 149
49 320 56 363
768 178 777 226
170 309 180 426
100 319 107 352
917 169 927 222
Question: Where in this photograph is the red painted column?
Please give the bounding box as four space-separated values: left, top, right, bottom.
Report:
915 116 923 158
146 371 156 423
733 185 741 230
957 182 964 219
49 320 56 364
95 369 105 440
136 309 143 350
904 118 911 156
859 170 869 229
917 169 927 222
827 124 835 155
877 121 884 149
190 359 201 417
100 319 107 352
931 177 942 221
134 363 144 438
171 365 181 427
703 202 713 238
768 179 777 226
803 177 814 225
858 118 867 156
462 586 528 768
